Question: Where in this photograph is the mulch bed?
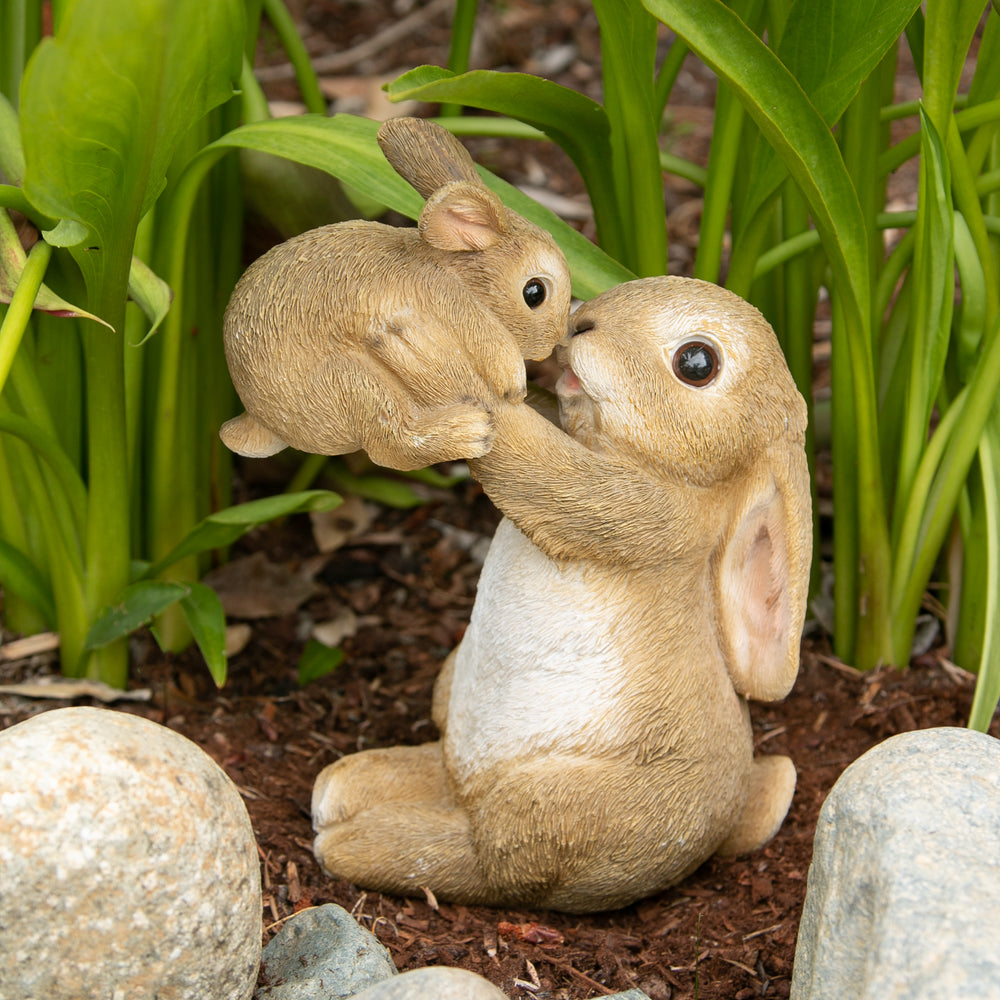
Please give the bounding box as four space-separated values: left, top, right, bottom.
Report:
3 484 996 999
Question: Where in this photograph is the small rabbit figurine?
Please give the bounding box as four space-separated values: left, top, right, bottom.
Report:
220 117 571 470
311 276 812 912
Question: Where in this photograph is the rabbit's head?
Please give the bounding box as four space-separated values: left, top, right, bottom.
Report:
558 276 811 701
379 117 572 361
557 276 806 481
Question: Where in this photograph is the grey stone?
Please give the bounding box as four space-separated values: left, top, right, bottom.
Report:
256 904 397 999
350 967 507 1000
791 727 1000 1000
0 706 261 1000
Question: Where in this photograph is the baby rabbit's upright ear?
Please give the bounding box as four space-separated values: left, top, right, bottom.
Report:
419 182 508 252
716 441 812 703
377 117 482 198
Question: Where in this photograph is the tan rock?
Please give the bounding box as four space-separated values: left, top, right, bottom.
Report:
0 706 260 999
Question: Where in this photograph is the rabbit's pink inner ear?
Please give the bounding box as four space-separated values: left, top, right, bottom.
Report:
717 480 800 702
419 185 506 252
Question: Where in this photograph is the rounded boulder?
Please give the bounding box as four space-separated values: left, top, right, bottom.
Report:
0 706 261 1000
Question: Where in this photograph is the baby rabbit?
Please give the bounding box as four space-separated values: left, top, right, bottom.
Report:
220 117 571 470
312 276 812 913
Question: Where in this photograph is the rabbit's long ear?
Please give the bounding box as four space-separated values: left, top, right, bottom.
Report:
378 117 482 198
419 183 508 251
716 444 811 702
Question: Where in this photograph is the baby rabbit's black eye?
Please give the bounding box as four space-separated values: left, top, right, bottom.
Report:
523 279 547 309
673 341 719 387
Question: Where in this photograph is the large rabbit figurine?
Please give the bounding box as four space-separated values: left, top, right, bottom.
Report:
312 276 812 913
220 117 571 470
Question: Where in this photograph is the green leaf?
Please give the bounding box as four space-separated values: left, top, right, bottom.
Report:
644 0 894 667
0 538 56 625
0 209 110 326
0 92 25 184
384 67 623 256
207 114 632 299
127 255 173 342
642 0 871 331
85 580 189 651
41 218 88 248
19 0 245 299
779 0 922 121
474 169 633 299
592 0 667 274
208 114 425 220
969 409 1000 731
141 490 341 580
326 467 427 509
386 67 611 190
297 639 344 686
731 0 922 242
893 106 954 528
179 582 227 687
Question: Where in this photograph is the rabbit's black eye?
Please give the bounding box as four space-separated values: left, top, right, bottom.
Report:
673 340 719 387
523 279 547 309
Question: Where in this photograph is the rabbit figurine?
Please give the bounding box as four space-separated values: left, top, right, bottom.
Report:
312 275 812 913
220 117 572 470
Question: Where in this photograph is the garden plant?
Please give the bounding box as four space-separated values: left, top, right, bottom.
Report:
2 0 999 737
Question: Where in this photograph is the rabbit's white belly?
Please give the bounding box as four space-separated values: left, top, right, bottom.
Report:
444 517 628 784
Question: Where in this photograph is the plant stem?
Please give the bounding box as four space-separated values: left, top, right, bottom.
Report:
261 0 326 115
594 0 667 276
79 279 130 685
441 0 478 118
0 236 51 396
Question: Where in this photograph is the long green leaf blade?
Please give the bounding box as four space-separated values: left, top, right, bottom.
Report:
0 538 56 625
179 582 228 687
384 67 623 259
969 411 1000 731
732 0 921 243
207 114 632 298
141 490 341 580
643 0 871 318
893 107 954 540
84 580 189 651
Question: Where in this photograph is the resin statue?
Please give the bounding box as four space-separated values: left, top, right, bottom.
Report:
220 116 571 470
218 117 812 910
309 275 812 912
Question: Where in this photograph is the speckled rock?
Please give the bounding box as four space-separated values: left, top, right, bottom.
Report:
351 967 507 1000
791 727 1000 1000
256 904 397 999
0 706 261 1000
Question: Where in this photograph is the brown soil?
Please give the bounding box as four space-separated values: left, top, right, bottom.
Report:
2 3 996 999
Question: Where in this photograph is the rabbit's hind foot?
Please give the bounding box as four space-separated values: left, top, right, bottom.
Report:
312 741 453 828
714 754 796 857
313 800 486 903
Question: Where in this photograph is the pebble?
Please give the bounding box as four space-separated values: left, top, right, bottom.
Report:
256 904 397 1000
258 904 652 999
791 727 1000 1000
350 967 507 1000
0 706 261 1000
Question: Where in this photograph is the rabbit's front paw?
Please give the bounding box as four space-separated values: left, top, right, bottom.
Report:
365 402 494 469
427 401 496 458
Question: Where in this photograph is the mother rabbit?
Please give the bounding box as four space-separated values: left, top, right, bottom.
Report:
311 275 812 913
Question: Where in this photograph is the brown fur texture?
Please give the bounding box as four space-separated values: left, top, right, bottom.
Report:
312 276 812 912
220 118 571 470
